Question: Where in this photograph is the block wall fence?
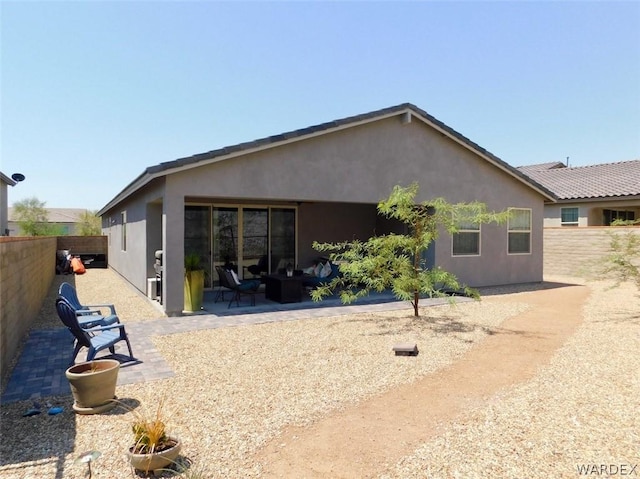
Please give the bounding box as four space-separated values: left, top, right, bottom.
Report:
0 237 57 386
543 227 640 277
0 236 107 388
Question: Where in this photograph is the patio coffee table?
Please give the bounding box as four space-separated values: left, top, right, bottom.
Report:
264 274 303 303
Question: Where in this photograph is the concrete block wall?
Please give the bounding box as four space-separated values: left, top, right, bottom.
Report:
0 237 57 387
57 236 108 256
544 227 640 278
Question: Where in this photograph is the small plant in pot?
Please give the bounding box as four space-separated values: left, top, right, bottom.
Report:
119 399 182 474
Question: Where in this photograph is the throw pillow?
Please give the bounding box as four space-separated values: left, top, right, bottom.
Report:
229 269 241 285
320 262 332 278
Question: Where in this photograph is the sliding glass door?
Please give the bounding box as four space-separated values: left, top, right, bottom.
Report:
242 208 269 277
212 207 239 286
186 204 296 289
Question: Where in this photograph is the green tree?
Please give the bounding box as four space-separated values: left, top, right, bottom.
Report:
77 210 102 236
311 183 510 317
600 219 640 290
12 197 50 236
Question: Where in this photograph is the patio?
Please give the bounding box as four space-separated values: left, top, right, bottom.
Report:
0 271 451 404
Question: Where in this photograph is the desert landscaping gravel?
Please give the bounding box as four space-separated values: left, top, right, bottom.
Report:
0 270 638 478
381 278 640 479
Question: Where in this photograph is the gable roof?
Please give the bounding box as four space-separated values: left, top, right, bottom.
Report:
518 159 640 200
99 103 556 214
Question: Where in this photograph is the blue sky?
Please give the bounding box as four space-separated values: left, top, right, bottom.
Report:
2 1 639 210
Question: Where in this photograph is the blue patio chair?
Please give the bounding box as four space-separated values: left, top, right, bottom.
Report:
56 297 135 363
58 282 119 328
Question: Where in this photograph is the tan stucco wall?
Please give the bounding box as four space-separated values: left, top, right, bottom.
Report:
544 199 640 227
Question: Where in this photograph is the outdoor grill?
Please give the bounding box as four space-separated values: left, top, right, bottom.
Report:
154 250 163 304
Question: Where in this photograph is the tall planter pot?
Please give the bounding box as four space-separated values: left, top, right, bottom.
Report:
65 359 120 415
184 270 204 312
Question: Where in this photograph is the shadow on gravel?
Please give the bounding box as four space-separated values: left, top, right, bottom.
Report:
592 310 640 326
477 280 582 297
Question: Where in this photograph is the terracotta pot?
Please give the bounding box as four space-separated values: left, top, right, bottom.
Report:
127 438 181 473
65 359 120 414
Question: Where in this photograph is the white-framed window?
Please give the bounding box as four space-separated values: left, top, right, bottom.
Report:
452 220 480 256
561 207 579 226
121 211 127 251
508 208 531 254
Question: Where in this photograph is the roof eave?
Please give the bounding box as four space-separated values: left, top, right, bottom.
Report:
97 103 557 214
555 194 640 203
0 172 17 186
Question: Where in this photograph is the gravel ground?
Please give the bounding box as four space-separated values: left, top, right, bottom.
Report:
32 270 164 330
0 271 637 478
381 277 640 479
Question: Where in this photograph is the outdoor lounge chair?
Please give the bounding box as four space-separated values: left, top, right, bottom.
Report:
59 282 117 315
56 297 135 363
58 282 119 328
215 266 261 308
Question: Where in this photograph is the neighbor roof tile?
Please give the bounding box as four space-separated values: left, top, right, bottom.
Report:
518 159 640 200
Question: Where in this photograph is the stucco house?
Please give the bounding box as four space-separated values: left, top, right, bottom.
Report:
98 103 556 316
518 160 640 227
6 207 90 236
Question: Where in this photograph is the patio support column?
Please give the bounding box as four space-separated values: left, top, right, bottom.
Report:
162 191 185 316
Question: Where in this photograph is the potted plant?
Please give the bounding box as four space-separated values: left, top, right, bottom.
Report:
65 359 120 415
184 253 205 312
122 400 182 473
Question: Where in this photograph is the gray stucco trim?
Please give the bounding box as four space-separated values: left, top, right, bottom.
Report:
98 103 556 215
0 172 17 187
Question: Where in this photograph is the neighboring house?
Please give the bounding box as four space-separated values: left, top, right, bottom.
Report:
0 172 17 236
98 103 556 316
7 207 89 236
518 160 640 227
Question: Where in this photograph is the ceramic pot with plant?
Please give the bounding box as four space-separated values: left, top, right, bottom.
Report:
184 252 205 312
123 400 181 473
65 359 120 415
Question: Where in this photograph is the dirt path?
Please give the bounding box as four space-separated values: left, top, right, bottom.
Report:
255 283 589 478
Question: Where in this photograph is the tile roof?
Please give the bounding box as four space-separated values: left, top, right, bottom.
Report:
518 159 640 200
516 162 567 174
